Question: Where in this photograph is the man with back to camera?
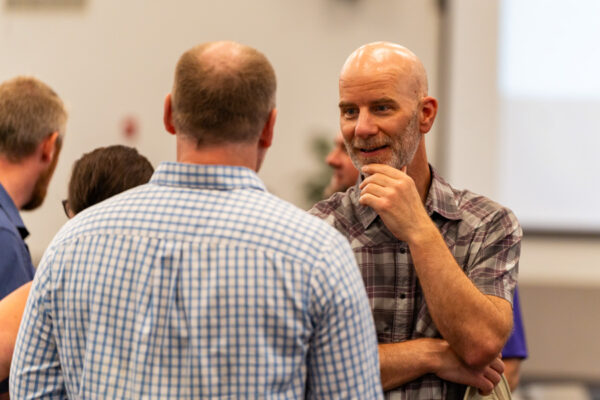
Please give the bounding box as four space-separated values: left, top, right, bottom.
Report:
310 42 522 399
10 41 383 399
322 132 528 392
0 76 66 395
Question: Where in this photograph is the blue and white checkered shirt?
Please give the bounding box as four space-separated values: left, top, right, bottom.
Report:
10 162 383 399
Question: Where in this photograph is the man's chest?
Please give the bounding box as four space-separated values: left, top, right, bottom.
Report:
347 218 473 342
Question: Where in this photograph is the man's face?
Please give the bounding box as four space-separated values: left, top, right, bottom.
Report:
21 139 61 211
338 64 422 171
325 134 359 193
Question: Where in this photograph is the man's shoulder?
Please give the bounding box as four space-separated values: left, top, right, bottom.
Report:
309 187 385 246
261 190 353 249
0 224 34 298
309 187 356 219
52 182 348 263
0 224 23 244
0 207 16 232
450 186 519 229
0 200 21 233
0 215 27 255
430 168 517 228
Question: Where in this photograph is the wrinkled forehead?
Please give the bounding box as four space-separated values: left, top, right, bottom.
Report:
339 64 419 103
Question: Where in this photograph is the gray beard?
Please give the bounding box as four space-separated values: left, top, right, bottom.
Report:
345 111 421 171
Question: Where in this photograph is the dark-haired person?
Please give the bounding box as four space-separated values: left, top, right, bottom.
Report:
0 76 66 396
0 144 153 385
63 144 153 217
11 42 382 399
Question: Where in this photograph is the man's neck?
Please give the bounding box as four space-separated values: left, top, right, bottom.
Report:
406 141 432 204
176 138 260 171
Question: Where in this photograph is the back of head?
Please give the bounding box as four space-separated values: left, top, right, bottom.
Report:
0 76 67 162
67 145 154 215
171 41 276 146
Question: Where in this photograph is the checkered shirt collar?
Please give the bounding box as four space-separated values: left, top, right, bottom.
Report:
150 161 267 192
351 165 462 230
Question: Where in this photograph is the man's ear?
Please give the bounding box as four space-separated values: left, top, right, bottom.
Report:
163 93 176 135
419 96 438 134
258 108 277 149
40 132 60 163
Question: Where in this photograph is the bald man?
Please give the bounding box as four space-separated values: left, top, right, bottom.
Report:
310 42 521 399
321 132 528 392
11 42 383 398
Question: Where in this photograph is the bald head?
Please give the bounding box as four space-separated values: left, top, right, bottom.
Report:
171 41 276 146
341 42 428 99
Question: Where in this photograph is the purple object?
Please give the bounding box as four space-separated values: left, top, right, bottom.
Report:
502 287 528 359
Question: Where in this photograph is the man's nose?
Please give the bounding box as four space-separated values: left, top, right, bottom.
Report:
326 149 340 167
354 111 377 138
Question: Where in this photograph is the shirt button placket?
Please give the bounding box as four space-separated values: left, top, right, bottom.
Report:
393 245 410 342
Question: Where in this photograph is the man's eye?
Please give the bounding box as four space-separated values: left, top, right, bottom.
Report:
374 104 390 112
342 108 358 118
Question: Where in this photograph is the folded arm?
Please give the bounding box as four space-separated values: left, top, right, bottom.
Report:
379 338 504 394
360 164 517 368
407 227 513 367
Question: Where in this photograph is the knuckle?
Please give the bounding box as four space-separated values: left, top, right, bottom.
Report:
483 381 494 393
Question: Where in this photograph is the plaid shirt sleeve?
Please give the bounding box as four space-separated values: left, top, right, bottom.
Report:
10 247 66 399
306 232 383 400
466 206 521 304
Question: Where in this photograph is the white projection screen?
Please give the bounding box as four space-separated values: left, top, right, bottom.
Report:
445 0 600 234
498 0 600 233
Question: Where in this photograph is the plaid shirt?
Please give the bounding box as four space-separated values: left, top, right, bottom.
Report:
11 162 383 399
309 166 521 400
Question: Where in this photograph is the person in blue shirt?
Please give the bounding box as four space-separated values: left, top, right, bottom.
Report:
323 131 528 391
0 76 67 394
10 42 383 399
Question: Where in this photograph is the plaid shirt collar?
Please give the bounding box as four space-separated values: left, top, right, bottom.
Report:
352 165 462 231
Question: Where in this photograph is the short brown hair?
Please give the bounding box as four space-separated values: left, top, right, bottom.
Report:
171 41 276 146
0 76 67 162
67 145 153 215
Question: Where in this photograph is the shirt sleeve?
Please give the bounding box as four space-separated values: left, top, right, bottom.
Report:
467 207 522 304
0 229 34 300
305 231 383 400
502 287 528 359
9 248 66 399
